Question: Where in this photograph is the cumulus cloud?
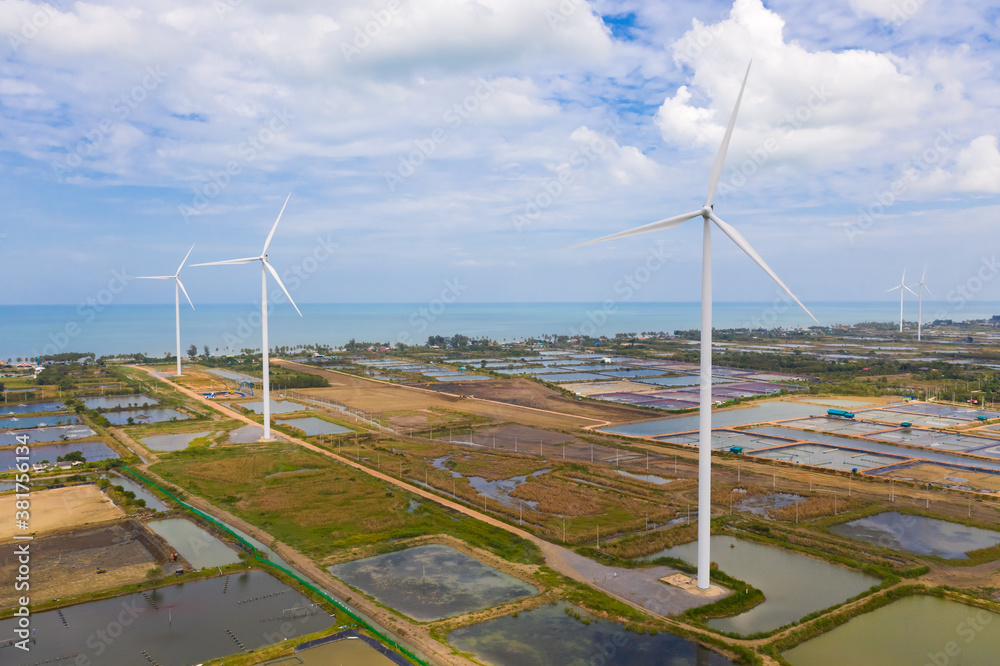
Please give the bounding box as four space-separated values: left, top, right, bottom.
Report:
918 135 1000 195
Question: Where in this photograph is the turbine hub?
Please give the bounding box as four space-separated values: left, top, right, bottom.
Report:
701 205 713 218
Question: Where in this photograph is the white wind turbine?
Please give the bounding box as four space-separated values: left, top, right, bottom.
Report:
192 194 302 440
910 268 933 341
137 245 196 377
565 62 816 591
886 270 916 333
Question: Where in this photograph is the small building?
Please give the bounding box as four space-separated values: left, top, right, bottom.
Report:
827 409 855 419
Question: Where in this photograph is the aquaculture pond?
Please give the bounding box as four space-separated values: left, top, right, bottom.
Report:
277 416 352 436
448 601 734 666
104 408 191 425
102 473 169 510
0 413 78 429
140 430 212 451
0 440 116 467
82 394 158 409
147 518 241 568
329 544 537 621
782 595 1000 666
0 570 333 666
645 535 879 635
616 469 672 485
0 401 65 416
239 399 307 414
829 512 1000 559
0 424 95 445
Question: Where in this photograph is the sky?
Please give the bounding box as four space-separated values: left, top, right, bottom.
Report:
2 0 1000 311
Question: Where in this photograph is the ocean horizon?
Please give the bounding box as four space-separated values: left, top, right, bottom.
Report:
1 301 997 360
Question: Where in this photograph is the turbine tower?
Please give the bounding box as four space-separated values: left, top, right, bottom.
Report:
193 194 302 440
137 245 196 377
886 270 915 333
565 62 816 591
910 268 933 341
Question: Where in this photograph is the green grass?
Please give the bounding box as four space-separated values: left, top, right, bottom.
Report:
149 443 542 565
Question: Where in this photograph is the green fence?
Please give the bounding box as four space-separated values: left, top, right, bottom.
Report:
122 466 429 666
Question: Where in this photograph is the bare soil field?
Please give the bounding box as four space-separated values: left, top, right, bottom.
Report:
0 520 176 606
0 484 122 540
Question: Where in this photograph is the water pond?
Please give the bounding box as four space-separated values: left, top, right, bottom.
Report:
239 399 307 414
448 601 734 666
736 493 804 518
0 440 117 467
329 544 537 621
140 430 213 451
0 570 332 666
0 424 95 445
104 408 191 425
101 473 169 510
147 518 241 568
0 413 78 429
616 469 672 485
277 416 352 436
782 595 1000 666
0 401 65 415
829 512 1000 559
82 394 159 409
644 535 879 635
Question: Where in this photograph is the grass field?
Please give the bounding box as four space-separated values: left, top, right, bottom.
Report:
149 441 542 565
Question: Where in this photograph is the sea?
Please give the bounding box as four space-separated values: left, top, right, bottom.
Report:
1 301 997 360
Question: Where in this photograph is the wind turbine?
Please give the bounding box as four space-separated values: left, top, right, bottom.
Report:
910 268 933 341
886 270 915 333
137 245 196 377
192 194 301 440
564 62 816 591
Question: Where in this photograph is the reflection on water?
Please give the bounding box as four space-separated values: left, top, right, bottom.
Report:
105 408 190 425
616 470 672 485
329 544 536 621
645 535 878 635
102 474 168 510
0 413 78 429
783 596 1000 666
829 512 1000 559
0 570 332 666
82 394 159 409
449 601 734 666
0 401 65 416
277 416 352 436
147 518 241 568
0 440 116 467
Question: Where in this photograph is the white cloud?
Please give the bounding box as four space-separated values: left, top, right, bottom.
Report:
919 135 1000 194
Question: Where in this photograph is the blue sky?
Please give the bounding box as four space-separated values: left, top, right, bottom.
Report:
1 0 999 311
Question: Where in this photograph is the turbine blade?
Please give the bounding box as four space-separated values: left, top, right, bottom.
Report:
709 211 818 323
176 244 195 276
886 285 902 293
921 265 927 283
706 61 752 207
561 210 702 250
262 193 292 256
923 283 934 298
136 276 173 280
904 285 917 296
176 278 195 310
264 260 302 317
190 257 260 266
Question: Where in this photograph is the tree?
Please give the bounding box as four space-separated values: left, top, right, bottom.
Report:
187 344 198 357
203 345 210 356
